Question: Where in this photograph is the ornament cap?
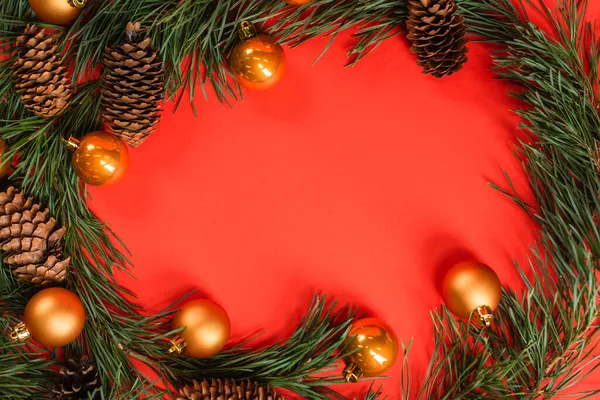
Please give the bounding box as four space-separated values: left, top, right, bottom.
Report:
343 363 363 383
10 321 31 343
62 136 80 152
68 0 88 8
168 335 187 355
237 21 257 41
474 305 494 327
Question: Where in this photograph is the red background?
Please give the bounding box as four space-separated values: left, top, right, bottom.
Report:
87 4 600 397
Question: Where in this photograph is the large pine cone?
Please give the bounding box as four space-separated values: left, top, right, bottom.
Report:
13 25 73 117
101 22 165 148
406 0 468 78
52 357 100 400
177 379 283 400
0 186 69 285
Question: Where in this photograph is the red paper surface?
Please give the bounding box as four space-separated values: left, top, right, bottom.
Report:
87 4 600 397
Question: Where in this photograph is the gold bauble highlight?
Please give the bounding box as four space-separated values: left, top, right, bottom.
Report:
441 261 502 326
171 299 231 358
68 131 129 186
28 0 87 26
23 287 85 348
343 317 398 382
229 22 286 91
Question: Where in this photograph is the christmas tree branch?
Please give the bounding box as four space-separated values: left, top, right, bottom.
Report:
1 0 599 399
0 314 53 399
404 0 600 398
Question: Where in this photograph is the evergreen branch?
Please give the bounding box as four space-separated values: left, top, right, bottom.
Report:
0 315 52 399
409 0 600 398
2 0 599 399
164 295 357 399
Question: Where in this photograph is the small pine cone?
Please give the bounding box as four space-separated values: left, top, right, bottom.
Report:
101 22 165 147
0 186 69 285
406 0 468 78
13 25 73 117
177 379 284 400
52 357 100 400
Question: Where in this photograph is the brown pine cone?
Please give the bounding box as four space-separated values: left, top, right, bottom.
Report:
177 379 283 400
0 186 69 285
406 0 468 78
13 25 73 117
52 357 100 400
101 22 165 147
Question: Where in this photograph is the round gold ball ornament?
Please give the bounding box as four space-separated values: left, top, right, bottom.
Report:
11 288 86 348
229 21 287 91
342 317 398 383
28 0 88 26
168 299 231 358
63 131 130 186
441 261 502 327
0 137 11 179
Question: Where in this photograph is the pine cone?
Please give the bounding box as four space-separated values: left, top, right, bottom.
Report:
177 379 283 400
13 25 73 117
0 186 69 285
101 22 165 147
406 0 468 78
52 357 100 400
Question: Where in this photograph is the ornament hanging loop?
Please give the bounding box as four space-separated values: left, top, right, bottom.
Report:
237 21 256 41
10 321 31 343
62 136 80 152
342 363 363 383
68 0 88 8
168 335 187 355
473 305 494 327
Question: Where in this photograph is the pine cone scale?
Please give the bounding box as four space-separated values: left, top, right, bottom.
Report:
177 379 283 400
101 22 165 147
0 187 68 285
13 25 73 117
53 357 100 400
407 0 468 78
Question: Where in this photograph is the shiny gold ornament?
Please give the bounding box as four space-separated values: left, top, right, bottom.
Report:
169 299 230 358
28 0 87 26
229 21 287 91
343 317 398 382
11 287 85 348
441 261 502 327
0 137 11 179
64 132 129 186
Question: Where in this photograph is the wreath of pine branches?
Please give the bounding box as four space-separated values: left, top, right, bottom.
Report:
0 0 598 399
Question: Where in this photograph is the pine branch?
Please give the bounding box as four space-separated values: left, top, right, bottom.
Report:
164 295 357 400
0 315 53 399
2 0 599 399
409 0 600 398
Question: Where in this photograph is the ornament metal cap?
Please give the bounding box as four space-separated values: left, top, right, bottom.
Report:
62 136 80 152
237 21 257 41
168 335 187 355
342 363 363 383
68 0 88 8
10 322 31 343
473 305 494 327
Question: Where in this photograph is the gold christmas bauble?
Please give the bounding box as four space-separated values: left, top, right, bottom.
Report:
229 21 286 91
28 0 87 26
0 137 10 179
23 288 85 348
66 131 129 186
170 299 230 358
343 317 398 382
441 261 502 326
